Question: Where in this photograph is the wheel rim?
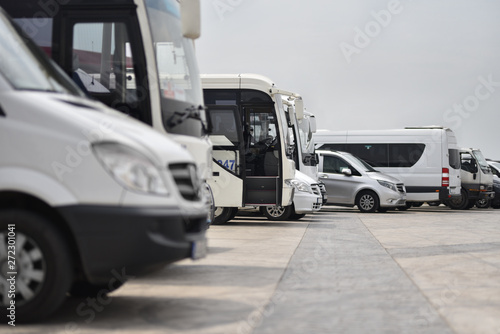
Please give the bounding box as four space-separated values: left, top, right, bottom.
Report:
266 206 285 218
214 207 224 218
359 194 375 210
0 231 46 307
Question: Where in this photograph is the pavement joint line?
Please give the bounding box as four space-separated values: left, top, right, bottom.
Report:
241 220 311 334
358 214 458 334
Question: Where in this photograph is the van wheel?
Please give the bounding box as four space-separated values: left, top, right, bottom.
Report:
0 210 73 322
213 207 238 225
356 191 379 213
447 189 470 210
475 199 491 208
262 205 293 221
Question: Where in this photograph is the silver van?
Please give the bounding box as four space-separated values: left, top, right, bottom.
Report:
317 150 406 213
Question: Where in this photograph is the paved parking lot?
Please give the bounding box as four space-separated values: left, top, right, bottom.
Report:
6 205 500 334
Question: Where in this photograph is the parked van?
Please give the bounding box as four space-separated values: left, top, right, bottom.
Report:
314 126 461 208
0 9 207 322
317 150 406 212
446 148 495 209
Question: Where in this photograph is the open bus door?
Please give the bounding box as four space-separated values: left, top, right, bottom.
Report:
206 105 245 213
241 104 282 205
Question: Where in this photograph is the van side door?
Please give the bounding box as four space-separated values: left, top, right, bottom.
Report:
320 155 361 205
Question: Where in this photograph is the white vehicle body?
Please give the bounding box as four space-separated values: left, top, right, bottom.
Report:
317 150 406 212
292 170 323 214
0 8 207 321
314 126 461 205
447 148 495 209
202 74 297 223
4 0 214 220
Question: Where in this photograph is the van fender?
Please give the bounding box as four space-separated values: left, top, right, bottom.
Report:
0 167 77 206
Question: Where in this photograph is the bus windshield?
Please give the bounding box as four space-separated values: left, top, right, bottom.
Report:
0 14 82 95
145 0 203 107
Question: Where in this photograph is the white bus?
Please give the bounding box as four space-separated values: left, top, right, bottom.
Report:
202 74 309 223
314 126 461 208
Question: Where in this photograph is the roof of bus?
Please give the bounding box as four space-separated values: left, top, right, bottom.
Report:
1 0 137 17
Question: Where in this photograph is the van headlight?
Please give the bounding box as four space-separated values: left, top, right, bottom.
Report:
93 142 169 196
286 179 313 193
377 180 397 192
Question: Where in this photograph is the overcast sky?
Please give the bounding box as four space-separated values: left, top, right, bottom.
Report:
196 0 500 159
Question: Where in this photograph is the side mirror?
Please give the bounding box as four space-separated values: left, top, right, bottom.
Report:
341 168 352 176
294 97 304 120
180 0 201 39
309 114 317 133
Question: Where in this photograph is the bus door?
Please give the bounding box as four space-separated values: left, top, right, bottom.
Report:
242 104 282 205
206 105 245 205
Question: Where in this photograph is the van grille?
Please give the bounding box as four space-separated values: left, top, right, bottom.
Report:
397 184 406 193
311 184 321 196
169 163 201 201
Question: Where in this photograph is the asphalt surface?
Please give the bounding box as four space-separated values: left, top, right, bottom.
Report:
4 205 500 334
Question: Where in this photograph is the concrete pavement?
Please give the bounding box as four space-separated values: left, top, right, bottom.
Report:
5 205 500 334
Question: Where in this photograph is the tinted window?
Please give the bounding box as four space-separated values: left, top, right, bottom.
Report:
323 155 360 176
320 143 425 168
449 149 460 169
348 144 388 167
388 144 425 167
209 109 239 144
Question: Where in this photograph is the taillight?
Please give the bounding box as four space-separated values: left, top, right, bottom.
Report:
442 168 449 187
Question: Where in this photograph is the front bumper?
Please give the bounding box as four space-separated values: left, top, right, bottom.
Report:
58 205 207 284
293 191 322 213
379 190 406 208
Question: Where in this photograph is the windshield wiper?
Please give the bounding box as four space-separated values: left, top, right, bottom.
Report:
166 105 208 131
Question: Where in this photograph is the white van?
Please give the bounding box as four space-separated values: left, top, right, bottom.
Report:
314 126 461 208
0 9 207 322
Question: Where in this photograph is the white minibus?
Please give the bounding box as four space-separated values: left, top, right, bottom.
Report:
314 126 461 208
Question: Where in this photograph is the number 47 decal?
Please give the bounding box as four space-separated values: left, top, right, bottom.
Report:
217 160 235 171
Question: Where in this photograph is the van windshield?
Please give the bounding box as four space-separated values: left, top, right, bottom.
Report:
472 150 491 174
0 14 82 95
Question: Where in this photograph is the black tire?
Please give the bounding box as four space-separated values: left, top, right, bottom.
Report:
213 207 238 225
412 202 424 207
447 188 470 210
262 205 293 221
397 203 412 211
356 190 379 213
69 280 124 298
290 212 306 220
475 199 491 209
0 210 73 323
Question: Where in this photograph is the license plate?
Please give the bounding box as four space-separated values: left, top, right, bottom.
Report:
191 239 207 260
